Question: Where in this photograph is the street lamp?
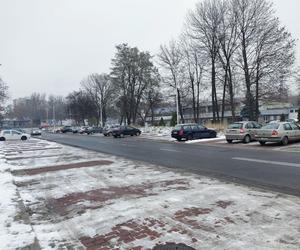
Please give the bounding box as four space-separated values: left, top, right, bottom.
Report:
175 87 179 125
170 90 180 125
53 104 56 132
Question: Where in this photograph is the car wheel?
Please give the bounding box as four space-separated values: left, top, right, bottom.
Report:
259 141 266 146
187 134 193 141
21 136 27 141
136 132 141 136
243 135 251 144
0 137 5 141
120 133 125 138
226 139 233 144
108 132 112 137
176 138 182 142
210 132 217 138
281 136 289 146
113 135 118 138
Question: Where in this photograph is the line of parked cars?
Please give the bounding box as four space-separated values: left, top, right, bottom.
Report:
57 126 103 135
170 120 300 146
54 125 142 139
225 121 300 146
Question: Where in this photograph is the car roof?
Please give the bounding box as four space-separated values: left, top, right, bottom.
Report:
233 121 255 124
177 123 199 126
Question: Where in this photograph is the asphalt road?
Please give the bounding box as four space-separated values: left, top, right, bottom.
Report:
41 133 300 196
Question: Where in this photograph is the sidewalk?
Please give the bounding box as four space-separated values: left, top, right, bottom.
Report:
1 139 300 249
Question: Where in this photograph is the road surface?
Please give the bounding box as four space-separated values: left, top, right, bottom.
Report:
41 133 300 196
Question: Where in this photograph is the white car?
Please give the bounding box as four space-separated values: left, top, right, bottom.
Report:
0 129 31 141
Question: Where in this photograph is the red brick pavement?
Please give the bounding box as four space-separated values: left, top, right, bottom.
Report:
13 160 113 176
48 179 190 215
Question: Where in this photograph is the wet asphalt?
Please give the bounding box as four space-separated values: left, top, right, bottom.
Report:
41 132 300 197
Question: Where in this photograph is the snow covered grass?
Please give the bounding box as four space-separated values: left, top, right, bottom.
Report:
1 139 300 249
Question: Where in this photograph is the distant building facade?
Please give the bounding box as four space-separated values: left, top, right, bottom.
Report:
145 100 299 125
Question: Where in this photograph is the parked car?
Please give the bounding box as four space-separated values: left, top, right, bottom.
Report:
171 123 217 141
0 129 31 141
61 126 73 133
103 125 119 136
225 121 262 144
31 129 42 136
53 127 62 133
72 126 80 133
89 127 103 134
112 126 141 138
79 126 90 134
287 118 298 124
255 122 300 146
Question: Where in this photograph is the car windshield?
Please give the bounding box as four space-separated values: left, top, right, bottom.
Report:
262 124 280 130
228 123 243 129
174 125 183 130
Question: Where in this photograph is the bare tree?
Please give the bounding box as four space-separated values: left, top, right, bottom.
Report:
180 37 206 123
232 0 296 120
66 90 96 125
81 73 113 126
0 77 8 122
216 1 239 121
186 0 224 122
158 40 185 123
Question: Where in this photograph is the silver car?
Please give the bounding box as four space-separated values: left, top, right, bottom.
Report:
225 121 262 144
255 122 300 146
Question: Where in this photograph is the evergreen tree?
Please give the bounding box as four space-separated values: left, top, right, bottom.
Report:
170 112 177 127
159 117 165 126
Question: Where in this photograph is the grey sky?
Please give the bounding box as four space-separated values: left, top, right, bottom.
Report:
0 0 299 99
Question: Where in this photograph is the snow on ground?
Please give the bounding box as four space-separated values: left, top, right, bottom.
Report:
1 139 300 249
141 126 225 143
140 126 176 141
0 151 36 249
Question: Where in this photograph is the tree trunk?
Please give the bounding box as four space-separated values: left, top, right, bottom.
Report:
227 64 236 121
177 88 185 123
241 32 254 121
221 70 228 122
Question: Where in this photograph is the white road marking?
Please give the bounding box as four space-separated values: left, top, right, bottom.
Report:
160 148 179 153
232 157 300 168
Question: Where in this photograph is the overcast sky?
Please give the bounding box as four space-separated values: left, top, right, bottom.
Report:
0 0 299 99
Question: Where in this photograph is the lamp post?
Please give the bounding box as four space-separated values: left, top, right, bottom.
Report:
53 104 56 132
170 91 180 125
175 87 179 125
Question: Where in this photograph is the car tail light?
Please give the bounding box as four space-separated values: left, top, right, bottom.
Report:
240 128 245 134
271 130 279 136
178 129 184 136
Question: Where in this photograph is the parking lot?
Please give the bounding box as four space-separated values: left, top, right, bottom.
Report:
1 139 300 249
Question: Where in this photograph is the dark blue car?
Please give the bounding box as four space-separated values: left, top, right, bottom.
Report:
171 123 217 141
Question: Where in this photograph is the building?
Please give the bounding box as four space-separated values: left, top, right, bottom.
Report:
0 118 31 128
260 103 299 122
145 100 299 125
